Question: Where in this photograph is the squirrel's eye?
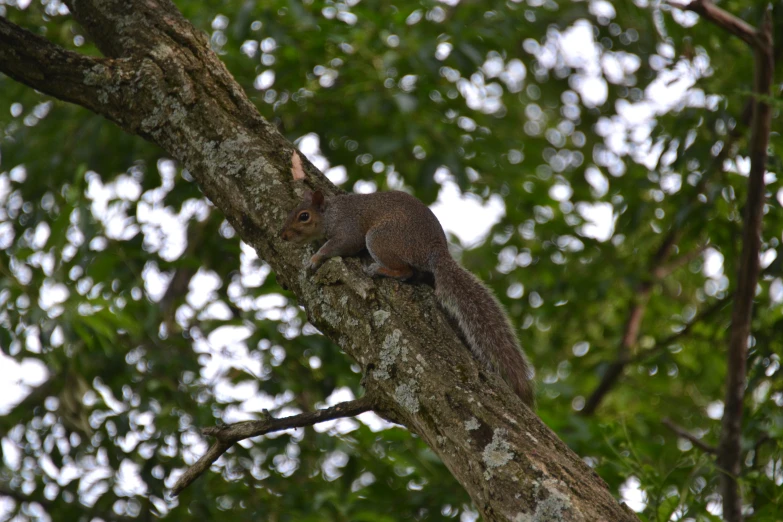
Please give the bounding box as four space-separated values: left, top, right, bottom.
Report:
298 212 310 222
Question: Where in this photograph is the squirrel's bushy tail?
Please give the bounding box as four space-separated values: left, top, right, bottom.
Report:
432 256 534 407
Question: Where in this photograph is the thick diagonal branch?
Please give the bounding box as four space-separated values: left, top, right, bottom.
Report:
170 396 375 496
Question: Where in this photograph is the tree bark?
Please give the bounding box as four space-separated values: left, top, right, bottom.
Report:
0 2 639 520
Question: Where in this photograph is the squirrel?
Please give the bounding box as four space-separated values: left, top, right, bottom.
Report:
280 189 534 407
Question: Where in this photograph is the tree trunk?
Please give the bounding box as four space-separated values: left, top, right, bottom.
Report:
0 2 639 520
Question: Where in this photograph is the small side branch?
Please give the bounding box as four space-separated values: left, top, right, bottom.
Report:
677 0 758 47
0 18 101 111
0 17 136 128
663 418 717 454
170 395 375 496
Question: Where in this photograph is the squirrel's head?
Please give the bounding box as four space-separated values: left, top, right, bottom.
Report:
280 189 326 244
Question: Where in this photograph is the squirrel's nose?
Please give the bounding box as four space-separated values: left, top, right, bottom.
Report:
280 230 290 241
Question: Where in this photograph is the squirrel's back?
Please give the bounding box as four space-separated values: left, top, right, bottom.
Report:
327 192 450 272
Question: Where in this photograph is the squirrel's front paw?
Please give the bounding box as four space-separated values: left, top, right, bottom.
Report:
307 254 324 273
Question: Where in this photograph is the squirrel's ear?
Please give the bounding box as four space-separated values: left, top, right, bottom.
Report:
312 190 325 209
302 189 314 203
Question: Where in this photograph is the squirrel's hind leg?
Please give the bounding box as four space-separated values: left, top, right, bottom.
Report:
365 262 414 280
365 226 415 280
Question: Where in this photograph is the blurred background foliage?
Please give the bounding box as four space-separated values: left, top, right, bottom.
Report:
0 0 782 520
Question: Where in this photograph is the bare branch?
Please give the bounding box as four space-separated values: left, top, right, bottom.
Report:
718 8 774 521
675 1 758 47
663 418 718 454
62 0 209 58
170 396 375 496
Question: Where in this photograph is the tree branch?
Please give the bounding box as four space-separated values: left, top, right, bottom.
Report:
170 396 375 496
667 2 778 519
662 418 717 454
717 7 774 521
673 1 758 47
0 17 129 124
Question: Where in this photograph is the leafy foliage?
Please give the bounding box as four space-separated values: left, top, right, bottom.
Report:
1 0 781 520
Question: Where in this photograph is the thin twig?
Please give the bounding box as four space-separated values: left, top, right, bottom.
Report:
663 418 718 454
585 288 732 415
170 395 375 496
626 253 777 367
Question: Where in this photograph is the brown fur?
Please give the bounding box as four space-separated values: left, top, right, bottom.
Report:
281 190 535 406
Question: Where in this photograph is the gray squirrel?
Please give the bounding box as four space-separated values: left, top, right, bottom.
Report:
280 188 534 407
